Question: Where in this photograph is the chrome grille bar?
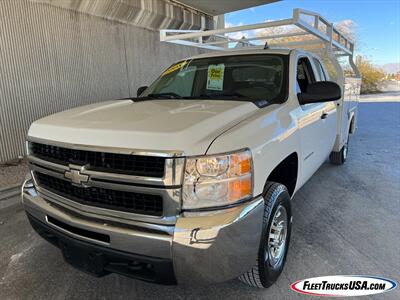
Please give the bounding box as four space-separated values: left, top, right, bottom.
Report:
26 138 185 222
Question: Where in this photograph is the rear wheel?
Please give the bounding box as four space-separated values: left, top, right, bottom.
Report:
330 135 349 165
239 182 292 288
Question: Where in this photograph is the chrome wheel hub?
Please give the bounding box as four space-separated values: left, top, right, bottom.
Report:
267 205 288 267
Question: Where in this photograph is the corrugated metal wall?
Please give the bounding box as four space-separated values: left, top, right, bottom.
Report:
0 0 207 162
33 0 214 31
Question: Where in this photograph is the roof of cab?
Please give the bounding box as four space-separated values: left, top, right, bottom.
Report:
187 47 292 60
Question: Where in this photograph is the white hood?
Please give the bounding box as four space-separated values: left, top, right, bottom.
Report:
28 99 258 155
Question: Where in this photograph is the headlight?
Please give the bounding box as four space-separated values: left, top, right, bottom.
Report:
182 149 253 210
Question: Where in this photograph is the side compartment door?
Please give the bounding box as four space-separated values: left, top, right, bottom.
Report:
296 56 336 185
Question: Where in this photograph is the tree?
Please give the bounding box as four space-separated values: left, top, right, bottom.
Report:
356 56 385 94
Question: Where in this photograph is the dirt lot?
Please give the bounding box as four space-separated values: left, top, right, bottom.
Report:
0 161 28 190
0 102 399 299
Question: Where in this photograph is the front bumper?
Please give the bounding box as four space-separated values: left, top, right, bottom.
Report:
22 180 264 285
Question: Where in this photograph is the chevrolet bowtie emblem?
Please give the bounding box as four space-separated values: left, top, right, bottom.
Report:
64 168 89 185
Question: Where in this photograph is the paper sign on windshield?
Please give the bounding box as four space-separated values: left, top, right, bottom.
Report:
207 64 225 91
161 61 187 77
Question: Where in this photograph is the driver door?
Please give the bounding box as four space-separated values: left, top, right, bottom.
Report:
296 56 336 184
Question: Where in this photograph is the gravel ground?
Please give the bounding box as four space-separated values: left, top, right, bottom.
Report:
0 161 28 190
360 81 400 102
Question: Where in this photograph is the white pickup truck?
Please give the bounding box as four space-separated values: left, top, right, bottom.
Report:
22 10 361 288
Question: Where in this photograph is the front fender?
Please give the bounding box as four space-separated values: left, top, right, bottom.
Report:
206 103 301 196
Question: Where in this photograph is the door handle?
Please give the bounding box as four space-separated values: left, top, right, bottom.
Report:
321 113 328 119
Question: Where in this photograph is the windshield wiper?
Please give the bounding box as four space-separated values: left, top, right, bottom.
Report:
133 91 248 102
195 92 247 99
130 92 184 102
147 92 183 99
131 92 183 102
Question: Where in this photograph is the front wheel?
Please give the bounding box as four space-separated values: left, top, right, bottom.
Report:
239 182 292 288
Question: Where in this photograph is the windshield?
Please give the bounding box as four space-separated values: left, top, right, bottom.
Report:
142 54 288 104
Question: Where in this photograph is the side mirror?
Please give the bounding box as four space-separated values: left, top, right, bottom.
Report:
297 81 341 104
137 86 148 97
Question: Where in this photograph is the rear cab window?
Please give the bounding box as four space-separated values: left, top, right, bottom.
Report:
296 56 325 110
313 58 328 81
296 56 315 93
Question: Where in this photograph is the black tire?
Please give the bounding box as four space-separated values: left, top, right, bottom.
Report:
330 135 349 165
239 182 292 288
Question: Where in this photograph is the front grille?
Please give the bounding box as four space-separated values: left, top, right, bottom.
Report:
35 172 163 216
29 142 166 178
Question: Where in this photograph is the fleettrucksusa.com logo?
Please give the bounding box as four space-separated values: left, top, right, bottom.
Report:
291 275 397 297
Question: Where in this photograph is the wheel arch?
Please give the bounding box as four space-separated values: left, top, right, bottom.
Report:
265 152 298 197
349 114 356 134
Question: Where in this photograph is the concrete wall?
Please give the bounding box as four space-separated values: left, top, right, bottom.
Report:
0 0 207 162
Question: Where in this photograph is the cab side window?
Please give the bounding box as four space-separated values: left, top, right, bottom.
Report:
313 58 327 81
296 57 315 93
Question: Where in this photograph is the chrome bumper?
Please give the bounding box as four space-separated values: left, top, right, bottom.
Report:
22 180 264 285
